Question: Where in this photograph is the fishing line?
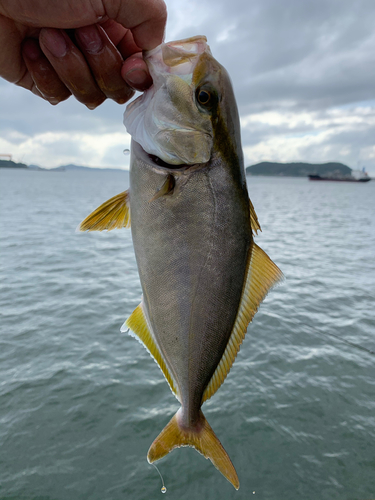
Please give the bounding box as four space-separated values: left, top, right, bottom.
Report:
310 328 375 356
151 463 167 493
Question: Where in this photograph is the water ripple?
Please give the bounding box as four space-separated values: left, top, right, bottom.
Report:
1 170 375 499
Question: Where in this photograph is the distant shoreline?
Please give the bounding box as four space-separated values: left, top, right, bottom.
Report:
0 159 127 172
2 159 369 179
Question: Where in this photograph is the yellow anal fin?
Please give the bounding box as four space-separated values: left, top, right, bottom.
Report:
78 190 130 231
202 242 283 403
124 303 179 399
148 409 239 490
249 198 261 235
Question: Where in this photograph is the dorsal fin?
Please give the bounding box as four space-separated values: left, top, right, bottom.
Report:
202 242 283 403
78 190 130 231
249 198 261 235
123 303 179 400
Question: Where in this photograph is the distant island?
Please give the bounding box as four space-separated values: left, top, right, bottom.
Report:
246 162 352 177
0 159 28 169
0 160 126 172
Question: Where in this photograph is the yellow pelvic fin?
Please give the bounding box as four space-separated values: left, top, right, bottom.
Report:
249 198 261 235
124 303 179 399
202 242 283 403
78 190 130 231
147 409 239 490
149 174 175 202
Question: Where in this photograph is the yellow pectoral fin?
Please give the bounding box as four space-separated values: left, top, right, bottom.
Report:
123 303 179 400
202 242 283 403
149 174 175 202
249 198 261 235
78 190 130 231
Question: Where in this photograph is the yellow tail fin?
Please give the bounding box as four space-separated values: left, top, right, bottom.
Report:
147 410 239 490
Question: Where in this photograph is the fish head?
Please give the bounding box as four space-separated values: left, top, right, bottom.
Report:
124 36 243 171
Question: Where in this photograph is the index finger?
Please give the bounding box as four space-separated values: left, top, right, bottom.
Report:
105 0 167 50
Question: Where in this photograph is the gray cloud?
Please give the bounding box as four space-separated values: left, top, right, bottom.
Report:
199 0 375 113
0 81 127 136
1 0 374 171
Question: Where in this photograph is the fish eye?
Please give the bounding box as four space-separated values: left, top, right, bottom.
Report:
197 89 211 105
196 85 218 113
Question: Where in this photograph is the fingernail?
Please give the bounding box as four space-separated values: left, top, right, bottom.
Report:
22 39 42 61
41 29 67 58
125 69 150 89
76 25 103 54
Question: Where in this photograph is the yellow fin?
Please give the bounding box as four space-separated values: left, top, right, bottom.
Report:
249 198 261 235
148 409 239 490
124 303 179 399
149 174 175 202
78 190 130 231
202 242 283 403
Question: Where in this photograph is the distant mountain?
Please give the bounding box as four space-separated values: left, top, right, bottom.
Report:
0 159 28 169
28 164 46 170
246 162 352 177
51 164 127 172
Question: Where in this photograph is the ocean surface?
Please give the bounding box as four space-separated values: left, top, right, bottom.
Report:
0 168 374 500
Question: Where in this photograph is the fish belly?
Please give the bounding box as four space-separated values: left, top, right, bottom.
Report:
130 154 251 425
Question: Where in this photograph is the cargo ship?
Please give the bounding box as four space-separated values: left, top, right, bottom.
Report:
308 168 371 182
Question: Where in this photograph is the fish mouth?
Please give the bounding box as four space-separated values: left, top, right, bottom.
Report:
133 141 208 173
147 154 187 170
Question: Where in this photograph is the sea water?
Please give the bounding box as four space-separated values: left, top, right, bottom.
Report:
0 168 374 500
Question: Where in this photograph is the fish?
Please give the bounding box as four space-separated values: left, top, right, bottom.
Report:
78 35 283 490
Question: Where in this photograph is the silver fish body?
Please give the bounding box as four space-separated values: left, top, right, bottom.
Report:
79 36 282 490
129 140 251 428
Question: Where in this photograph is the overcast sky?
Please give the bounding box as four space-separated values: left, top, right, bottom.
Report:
1 0 375 173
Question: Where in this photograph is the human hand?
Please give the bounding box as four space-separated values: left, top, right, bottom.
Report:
0 0 167 108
